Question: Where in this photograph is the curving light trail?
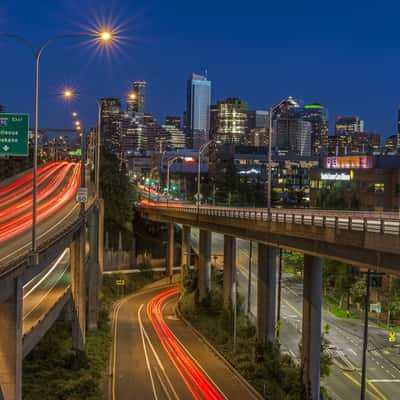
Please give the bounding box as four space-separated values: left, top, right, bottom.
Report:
0 162 81 243
147 287 226 400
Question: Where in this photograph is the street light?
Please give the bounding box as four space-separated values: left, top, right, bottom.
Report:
166 156 181 205
0 29 114 265
197 140 213 210
62 88 103 201
266 98 288 216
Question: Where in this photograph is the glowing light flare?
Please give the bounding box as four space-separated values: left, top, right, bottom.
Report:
72 112 78 117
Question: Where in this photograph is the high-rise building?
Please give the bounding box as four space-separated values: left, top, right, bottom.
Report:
273 97 312 156
301 103 328 155
247 110 268 146
127 81 146 114
100 98 122 156
327 132 381 156
213 98 248 145
384 135 397 154
335 116 364 136
160 125 186 149
185 73 211 149
165 116 181 129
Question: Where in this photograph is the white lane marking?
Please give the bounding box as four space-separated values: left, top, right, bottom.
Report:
348 349 357 357
161 299 230 400
138 304 159 400
23 263 69 320
368 379 400 383
23 249 68 298
140 308 180 400
0 201 79 264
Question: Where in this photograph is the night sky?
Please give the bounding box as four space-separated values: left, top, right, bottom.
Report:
1 0 399 139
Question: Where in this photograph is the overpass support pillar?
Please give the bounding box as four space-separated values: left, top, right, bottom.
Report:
257 243 277 344
198 229 212 303
301 254 322 400
88 208 100 331
223 235 236 310
181 225 191 267
167 223 174 279
71 227 86 352
0 277 22 400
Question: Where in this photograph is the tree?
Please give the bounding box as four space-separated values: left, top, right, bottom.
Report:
350 277 366 309
381 278 400 323
100 148 134 249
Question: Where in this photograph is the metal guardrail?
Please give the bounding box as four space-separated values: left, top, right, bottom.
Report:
0 200 96 277
139 204 400 236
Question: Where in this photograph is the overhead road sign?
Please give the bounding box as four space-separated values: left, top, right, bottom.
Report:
0 113 29 156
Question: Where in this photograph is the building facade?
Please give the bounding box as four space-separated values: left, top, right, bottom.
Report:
310 155 400 211
301 103 328 155
127 80 146 114
213 98 248 145
185 73 211 149
100 98 122 156
335 116 364 135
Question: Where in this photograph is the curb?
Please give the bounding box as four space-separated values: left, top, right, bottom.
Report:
175 302 264 400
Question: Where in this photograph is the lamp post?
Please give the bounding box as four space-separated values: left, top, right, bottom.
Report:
166 156 181 205
197 140 213 211
0 30 113 265
63 89 103 200
266 98 287 217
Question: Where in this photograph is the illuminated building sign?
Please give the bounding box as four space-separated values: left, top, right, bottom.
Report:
324 155 374 169
321 172 351 181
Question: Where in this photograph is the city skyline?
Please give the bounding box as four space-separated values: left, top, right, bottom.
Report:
1 0 400 138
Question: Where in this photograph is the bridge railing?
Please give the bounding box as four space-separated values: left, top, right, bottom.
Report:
139 204 400 236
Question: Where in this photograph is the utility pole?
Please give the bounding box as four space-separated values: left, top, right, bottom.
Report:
247 240 253 314
276 248 283 338
360 269 371 400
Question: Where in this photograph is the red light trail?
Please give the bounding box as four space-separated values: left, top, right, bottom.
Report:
147 287 226 400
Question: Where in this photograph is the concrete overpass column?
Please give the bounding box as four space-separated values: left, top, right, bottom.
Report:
88 209 100 331
223 235 236 310
301 254 322 400
71 227 86 352
167 223 174 279
256 243 277 344
0 277 22 400
198 229 212 302
181 225 191 267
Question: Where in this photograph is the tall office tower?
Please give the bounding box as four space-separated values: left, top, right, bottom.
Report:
335 116 364 135
213 98 248 145
384 135 398 154
397 107 400 153
185 72 211 149
301 103 329 155
100 98 122 156
127 80 146 114
165 116 181 129
247 110 268 146
273 97 312 156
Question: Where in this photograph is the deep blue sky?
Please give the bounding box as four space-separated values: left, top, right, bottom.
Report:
1 0 399 139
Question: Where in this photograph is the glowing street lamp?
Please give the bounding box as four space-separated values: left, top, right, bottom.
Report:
0 28 115 264
72 112 78 117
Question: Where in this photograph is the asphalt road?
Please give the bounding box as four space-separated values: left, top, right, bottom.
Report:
22 249 71 335
190 229 400 400
0 165 91 270
112 280 260 400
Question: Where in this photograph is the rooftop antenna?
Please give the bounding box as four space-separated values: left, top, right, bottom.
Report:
204 68 208 78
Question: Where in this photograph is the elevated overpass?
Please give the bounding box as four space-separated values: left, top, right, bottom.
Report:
0 163 103 400
138 202 400 400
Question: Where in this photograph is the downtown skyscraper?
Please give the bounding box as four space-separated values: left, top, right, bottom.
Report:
127 80 146 114
184 73 211 149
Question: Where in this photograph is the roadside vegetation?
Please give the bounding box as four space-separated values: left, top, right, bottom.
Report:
23 270 156 399
179 267 332 399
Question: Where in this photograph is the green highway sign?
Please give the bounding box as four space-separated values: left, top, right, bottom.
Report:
0 113 29 156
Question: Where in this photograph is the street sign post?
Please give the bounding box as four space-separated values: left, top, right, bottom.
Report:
0 113 29 156
389 330 396 343
75 187 88 203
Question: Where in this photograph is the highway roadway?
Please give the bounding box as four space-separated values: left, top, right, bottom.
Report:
112 280 261 400
0 162 84 270
22 248 71 335
190 229 400 400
